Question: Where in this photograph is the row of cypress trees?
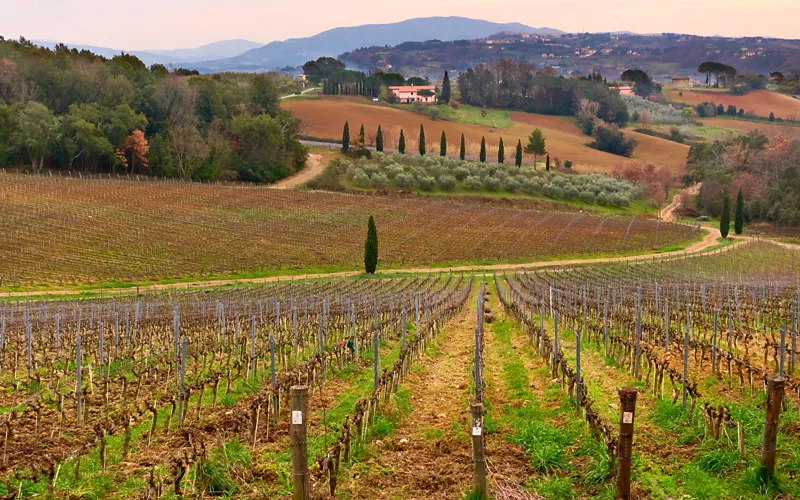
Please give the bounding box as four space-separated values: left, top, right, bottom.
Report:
719 187 745 238
340 121 551 170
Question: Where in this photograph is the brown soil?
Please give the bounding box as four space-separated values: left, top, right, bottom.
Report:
668 89 800 120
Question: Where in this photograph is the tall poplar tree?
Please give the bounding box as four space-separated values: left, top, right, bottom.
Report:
342 121 350 153
498 137 505 164
441 71 451 104
376 125 384 152
734 187 745 235
364 216 378 274
720 194 731 239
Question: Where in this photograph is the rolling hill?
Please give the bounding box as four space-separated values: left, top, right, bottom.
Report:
191 17 564 72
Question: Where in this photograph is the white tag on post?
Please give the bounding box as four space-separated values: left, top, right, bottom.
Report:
472 426 482 436
292 411 303 425
622 411 633 424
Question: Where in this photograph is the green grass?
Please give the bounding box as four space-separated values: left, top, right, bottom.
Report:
393 103 513 129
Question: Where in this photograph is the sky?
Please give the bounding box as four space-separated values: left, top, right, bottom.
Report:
3 0 799 50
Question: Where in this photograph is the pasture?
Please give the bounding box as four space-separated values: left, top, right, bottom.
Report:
284 98 690 174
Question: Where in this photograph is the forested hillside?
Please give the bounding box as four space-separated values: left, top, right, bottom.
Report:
0 38 305 183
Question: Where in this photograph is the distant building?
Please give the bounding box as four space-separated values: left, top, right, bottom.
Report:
389 85 436 104
671 76 692 86
614 85 634 96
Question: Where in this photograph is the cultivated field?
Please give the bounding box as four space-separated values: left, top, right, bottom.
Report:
667 89 800 120
284 98 690 174
3 242 799 499
0 173 698 288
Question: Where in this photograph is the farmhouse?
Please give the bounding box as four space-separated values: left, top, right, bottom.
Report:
672 76 691 85
613 85 634 96
389 85 436 104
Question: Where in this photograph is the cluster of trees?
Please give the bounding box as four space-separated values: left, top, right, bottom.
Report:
620 69 661 98
341 121 558 169
0 38 305 182
697 61 738 87
686 131 800 225
305 57 430 99
344 152 641 206
457 59 629 125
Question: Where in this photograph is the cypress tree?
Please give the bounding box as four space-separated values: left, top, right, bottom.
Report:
546 154 550 170
734 187 744 235
515 140 523 168
440 131 447 157
441 71 451 104
479 137 486 163
358 124 366 150
399 129 406 154
364 216 378 274
498 137 505 164
376 125 384 152
720 194 731 239
342 121 350 153
459 133 466 160
419 124 426 156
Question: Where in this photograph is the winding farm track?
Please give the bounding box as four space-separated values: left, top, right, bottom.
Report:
268 153 325 189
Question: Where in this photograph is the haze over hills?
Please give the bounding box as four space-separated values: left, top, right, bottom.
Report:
190 17 564 72
30 39 263 66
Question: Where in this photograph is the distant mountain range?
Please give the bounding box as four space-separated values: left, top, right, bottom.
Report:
31 39 263 66
190 17 564 72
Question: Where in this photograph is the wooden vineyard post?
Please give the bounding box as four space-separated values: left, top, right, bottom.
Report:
290 385 310 500
779 325 786 377
682 319 689 409
470 402 486 497
616 387 638 500
76 334 83 427
576 328 581 414
401 307 406 350
373 327 379 392
711 311 718 375
178 336 186 426
270 334 278 420
760 376 785 481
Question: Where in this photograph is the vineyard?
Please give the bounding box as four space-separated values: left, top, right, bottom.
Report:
1 242 799 499
0 172 698 288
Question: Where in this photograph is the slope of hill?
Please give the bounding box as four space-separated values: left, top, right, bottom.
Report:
192 17 564 72
31 39 262 66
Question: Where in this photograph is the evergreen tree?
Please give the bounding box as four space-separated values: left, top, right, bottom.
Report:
498 137 505 164
357 124 366 150
515 139 523 168
440 131 447 157
479 137 486 163
419 124 426 156
546 154 550 170
342 121 350 153
460 133 466 160
524 128 547 168
720 194 731 239
399 129 406 154
364 216 378 274
734 187 744 235
441 71 451 104
376 125 384 152
769 112 775 122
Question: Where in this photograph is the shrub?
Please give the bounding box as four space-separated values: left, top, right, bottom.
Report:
453 166 470 181
564 160 573 169
592 126 638 157
464 175 482 190
483 176 501 191
371 172 389 188
352 170 371 188
438 175 457 191
503 178 521 192
394 172 416 190
417 175 435 191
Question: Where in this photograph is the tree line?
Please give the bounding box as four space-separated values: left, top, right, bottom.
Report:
340 120 556 169
0 38 306 183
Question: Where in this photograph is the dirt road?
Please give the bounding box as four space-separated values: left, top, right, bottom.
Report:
661 184 701 222
268 153 325 189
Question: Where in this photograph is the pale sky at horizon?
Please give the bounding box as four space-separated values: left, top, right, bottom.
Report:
2 0 799 50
